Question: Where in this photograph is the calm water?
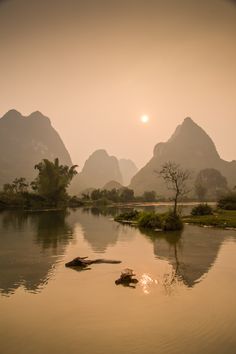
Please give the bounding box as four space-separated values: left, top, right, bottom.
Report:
0 206 236 354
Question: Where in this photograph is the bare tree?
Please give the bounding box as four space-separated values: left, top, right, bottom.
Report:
159 161 191 215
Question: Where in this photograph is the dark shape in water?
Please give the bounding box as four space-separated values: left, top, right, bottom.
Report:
65 256 121 268
115 268 139 288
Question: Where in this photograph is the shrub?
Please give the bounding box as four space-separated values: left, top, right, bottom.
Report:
191 203 213 216
138 212 162 229
94 197 110 206
161 212 183 231
218 192 236 210
114 209 140 222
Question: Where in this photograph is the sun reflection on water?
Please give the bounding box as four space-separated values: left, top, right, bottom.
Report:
140 273 158 294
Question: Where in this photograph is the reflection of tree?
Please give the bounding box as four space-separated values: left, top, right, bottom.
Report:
1 210 29 231
140 225 226 288
32 211 73 250
140 228 183 288
0 210 74 296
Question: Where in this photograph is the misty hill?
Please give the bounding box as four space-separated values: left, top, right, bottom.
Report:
119 158 138 186
102 180 123 190
0 110 72 186
130 117 236 196
72 149 123 193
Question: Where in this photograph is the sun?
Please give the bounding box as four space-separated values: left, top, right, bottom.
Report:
140 115 149 124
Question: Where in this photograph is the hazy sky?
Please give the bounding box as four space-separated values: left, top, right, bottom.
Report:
0 0 236 169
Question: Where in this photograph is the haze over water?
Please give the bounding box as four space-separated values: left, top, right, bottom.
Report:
1 207 236 354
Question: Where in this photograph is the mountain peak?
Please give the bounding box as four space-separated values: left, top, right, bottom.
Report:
130 117 236 195
91 149 109 157
1 109 22 121
72 149 123 192
28 111 51 125
183 116 194 123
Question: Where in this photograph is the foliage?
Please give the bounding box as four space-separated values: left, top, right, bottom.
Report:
68 196 85 208
114 209 140 222
158 161 191 215
183 210 236 229
33 158 78 205
191 203 213 216
217 192 236 210
119 188 134 202
0 159 78 209
115 209 183 231
90 188 134 203
138 212 162 229
3 177 29 194
142 191 157 202
161 212 183 231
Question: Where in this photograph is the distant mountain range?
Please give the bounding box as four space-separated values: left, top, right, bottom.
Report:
0 110 72 186
130 117 236 195
71 149 138 193
0 110 235 197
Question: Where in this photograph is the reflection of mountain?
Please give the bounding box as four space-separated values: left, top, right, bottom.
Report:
0 211 74 296
79 208 120 253
142 225 226 287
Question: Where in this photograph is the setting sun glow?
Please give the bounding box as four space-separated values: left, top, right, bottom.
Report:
140 115 149 123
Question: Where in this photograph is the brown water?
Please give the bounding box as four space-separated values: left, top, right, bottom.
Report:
0 207 236 354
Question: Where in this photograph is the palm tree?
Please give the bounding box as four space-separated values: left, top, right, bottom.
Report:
33 158 78 206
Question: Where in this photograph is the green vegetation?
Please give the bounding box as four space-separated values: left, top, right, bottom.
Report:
138 212 162 229
82 188 159 204
0 158 78 209
115 210 140 222
142 191 157 202
161 212 183 231
89 187 135 203
183 210 236 229
33 158 78 205
217 192 236 210
115 209 183 231
191 203 213 216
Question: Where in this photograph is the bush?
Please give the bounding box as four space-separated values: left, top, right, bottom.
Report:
142 191 157 202
218 192 236 210
114 209 140 222
138 212 162 229
191 203 213 216
161 212 183 231
115 210 184 231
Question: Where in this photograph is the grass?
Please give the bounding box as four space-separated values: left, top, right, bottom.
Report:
183 209 236 229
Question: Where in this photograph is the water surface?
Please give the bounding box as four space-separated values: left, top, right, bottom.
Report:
0 207 236 354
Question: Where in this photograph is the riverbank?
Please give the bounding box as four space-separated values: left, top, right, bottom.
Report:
183 210 236 230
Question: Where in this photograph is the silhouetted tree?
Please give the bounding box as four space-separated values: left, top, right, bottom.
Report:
3 177 28 194
159 161 191 215
119 188 134 202
143 191 156 202
33 158 78 205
